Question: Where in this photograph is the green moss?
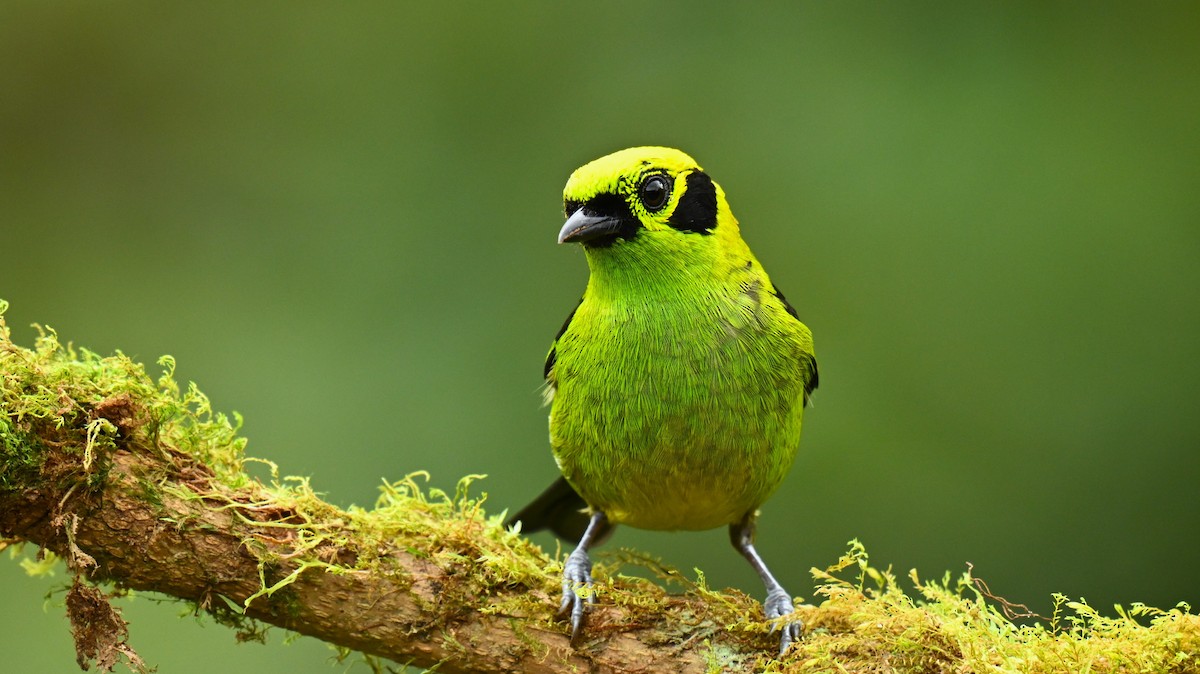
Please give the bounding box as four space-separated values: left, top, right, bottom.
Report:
2 298 1199 673
769 541 1200 673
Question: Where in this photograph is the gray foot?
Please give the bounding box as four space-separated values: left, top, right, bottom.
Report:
764 587 802 655
558 547 594 641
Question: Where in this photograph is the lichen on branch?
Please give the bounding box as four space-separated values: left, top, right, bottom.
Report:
1 298 1198 674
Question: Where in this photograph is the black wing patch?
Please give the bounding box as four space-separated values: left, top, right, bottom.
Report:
544 298 582 380
800 352 819 405
771 284 819 404
771 284 801 321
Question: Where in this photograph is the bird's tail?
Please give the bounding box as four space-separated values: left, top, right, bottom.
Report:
507 476 613 543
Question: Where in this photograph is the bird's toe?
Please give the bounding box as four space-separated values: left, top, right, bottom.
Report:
558 548 595 643
763 588 802 654
777 619 802 655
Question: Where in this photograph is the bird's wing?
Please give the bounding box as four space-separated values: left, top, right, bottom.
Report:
544 298 583 381
770 283 819 405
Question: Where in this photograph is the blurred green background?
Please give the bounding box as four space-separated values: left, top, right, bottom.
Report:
2 2 1198 672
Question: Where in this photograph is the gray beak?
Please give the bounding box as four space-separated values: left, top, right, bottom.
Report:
558 207 624 244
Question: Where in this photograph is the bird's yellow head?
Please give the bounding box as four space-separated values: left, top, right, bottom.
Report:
558 146 737 248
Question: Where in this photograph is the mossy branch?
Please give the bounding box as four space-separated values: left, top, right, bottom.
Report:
2 300 1198 674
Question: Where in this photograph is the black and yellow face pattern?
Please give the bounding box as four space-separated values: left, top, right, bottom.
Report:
558 146 723 248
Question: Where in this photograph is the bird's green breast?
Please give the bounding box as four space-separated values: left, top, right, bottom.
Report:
548 238 812 531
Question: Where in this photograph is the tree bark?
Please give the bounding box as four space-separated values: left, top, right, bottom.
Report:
9 310 1196 674
0 397 776 674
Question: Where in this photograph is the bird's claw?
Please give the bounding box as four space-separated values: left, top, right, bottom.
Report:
557 547 595 642
764 587 802 656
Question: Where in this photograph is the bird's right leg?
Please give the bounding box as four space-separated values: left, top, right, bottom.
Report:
558 511 609 642
730 511 802 655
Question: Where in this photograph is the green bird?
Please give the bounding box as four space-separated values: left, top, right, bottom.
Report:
510 146 818 654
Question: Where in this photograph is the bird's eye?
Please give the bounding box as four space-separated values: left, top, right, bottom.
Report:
639 175 670 212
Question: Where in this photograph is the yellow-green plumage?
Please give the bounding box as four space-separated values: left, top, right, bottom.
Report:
514 146 817 654
547 147 816 530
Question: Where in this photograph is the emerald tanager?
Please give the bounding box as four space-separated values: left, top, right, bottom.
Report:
511 147 818 654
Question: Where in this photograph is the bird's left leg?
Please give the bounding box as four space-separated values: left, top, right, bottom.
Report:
559 511 609 642
730 511 802 655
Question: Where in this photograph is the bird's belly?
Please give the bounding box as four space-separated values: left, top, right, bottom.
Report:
594 444 771 531
549 353 805 531
548 290 811 531
553 417 797 531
